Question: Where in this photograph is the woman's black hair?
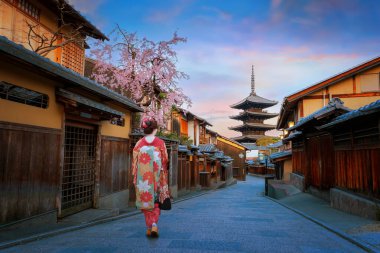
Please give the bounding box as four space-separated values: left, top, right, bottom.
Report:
143 118 158 134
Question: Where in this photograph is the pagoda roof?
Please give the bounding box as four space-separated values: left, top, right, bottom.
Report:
232 135 265 143
229 123 276 132
231 93 278 109
230 111 279 120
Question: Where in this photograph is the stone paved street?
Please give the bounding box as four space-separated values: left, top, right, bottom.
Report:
2 176 367 253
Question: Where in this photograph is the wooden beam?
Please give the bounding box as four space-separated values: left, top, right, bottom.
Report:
303 92 380 99
287 57 380 102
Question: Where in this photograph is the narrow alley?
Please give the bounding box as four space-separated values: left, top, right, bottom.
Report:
2 176 366 253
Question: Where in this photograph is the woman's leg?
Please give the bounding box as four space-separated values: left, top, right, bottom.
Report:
142 203 161 227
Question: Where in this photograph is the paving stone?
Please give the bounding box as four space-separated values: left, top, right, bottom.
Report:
1 176 368 253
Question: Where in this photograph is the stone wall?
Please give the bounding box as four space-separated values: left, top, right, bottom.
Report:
290 173 305 192
330 188 379 220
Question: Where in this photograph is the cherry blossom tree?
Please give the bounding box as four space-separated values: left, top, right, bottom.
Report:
90 25 191 126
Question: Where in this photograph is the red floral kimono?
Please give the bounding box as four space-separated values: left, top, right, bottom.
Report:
132 136 169 227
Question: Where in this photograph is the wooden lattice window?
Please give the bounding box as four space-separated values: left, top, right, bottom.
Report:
17 0 40 20
0 81 48 108
61 42 85 74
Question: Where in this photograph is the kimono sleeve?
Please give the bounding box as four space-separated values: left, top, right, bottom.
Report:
160 141 169 171
132 145 139 186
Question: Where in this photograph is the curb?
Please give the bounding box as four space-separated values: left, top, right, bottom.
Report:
265 196 380 253
0 191 211 250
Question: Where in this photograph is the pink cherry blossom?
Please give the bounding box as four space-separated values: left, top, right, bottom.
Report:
90 26 191 126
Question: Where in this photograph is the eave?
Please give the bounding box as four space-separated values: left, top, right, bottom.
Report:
230 111 279 120
277 56 380 129
0 36 142 112
229 123 276 132
45 0 109 41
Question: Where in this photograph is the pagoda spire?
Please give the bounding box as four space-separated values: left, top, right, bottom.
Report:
251 65 255 95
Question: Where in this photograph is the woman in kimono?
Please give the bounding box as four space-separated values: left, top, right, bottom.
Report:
132 117 169 237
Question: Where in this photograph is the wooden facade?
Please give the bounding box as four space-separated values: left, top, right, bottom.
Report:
100 136 130 196
177 150 191 193
0 28 142 224
216 136 246 172
278 57 380 130
324 111 380 199
0 122 61 224
290 99 380 200
0 0 107 75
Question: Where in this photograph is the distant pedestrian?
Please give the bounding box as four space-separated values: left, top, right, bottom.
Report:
132 116 170 238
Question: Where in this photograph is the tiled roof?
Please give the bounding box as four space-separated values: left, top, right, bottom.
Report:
287 98 350 131
242 143 268 151
230 123 276 131
267 141 283 148
231 94 278 109
277 57 380 129
45 0 108 41
57 89 124 117
269 150 292 161
232 135 264 142
178 145 189 152
0 36 143 112
218 135 248 150
206 128 218 136
198 144 217 153
177 108 212 126
320 99 380 129
282 131 303 143
230 111 279 120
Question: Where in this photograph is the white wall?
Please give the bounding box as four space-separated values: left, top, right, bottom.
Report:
188 120 195 144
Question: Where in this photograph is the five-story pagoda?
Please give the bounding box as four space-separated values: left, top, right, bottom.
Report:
230 66 278 144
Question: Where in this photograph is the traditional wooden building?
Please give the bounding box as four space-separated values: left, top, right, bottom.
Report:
216 135 247 181
277 57 380 131
277 56 380 192
285 98 351 191
168 108 212 145
205 128 218 145
284 99 380 219
0 0 107 75
319 100 380 215
0 0 144 225
230 66 278 144
0 35 143 224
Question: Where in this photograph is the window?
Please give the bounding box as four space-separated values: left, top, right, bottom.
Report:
0 81 48 108
359 73 380 92
110 117 125 127
17 0 40 20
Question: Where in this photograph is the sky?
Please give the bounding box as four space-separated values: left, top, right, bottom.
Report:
70 0 380 138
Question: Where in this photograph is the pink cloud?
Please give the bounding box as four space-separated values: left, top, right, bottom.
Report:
177 41 370 138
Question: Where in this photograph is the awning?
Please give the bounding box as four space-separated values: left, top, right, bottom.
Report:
57 89 124 118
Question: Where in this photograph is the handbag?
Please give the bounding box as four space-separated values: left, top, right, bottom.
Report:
159 197 171 210
158 169 171 210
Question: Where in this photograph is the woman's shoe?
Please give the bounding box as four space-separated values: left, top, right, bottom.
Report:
151 225 159 238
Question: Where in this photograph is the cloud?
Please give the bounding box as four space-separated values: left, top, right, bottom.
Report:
145 0 193 23
177 38 371 138
201 6 232 21
67 0 105 14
